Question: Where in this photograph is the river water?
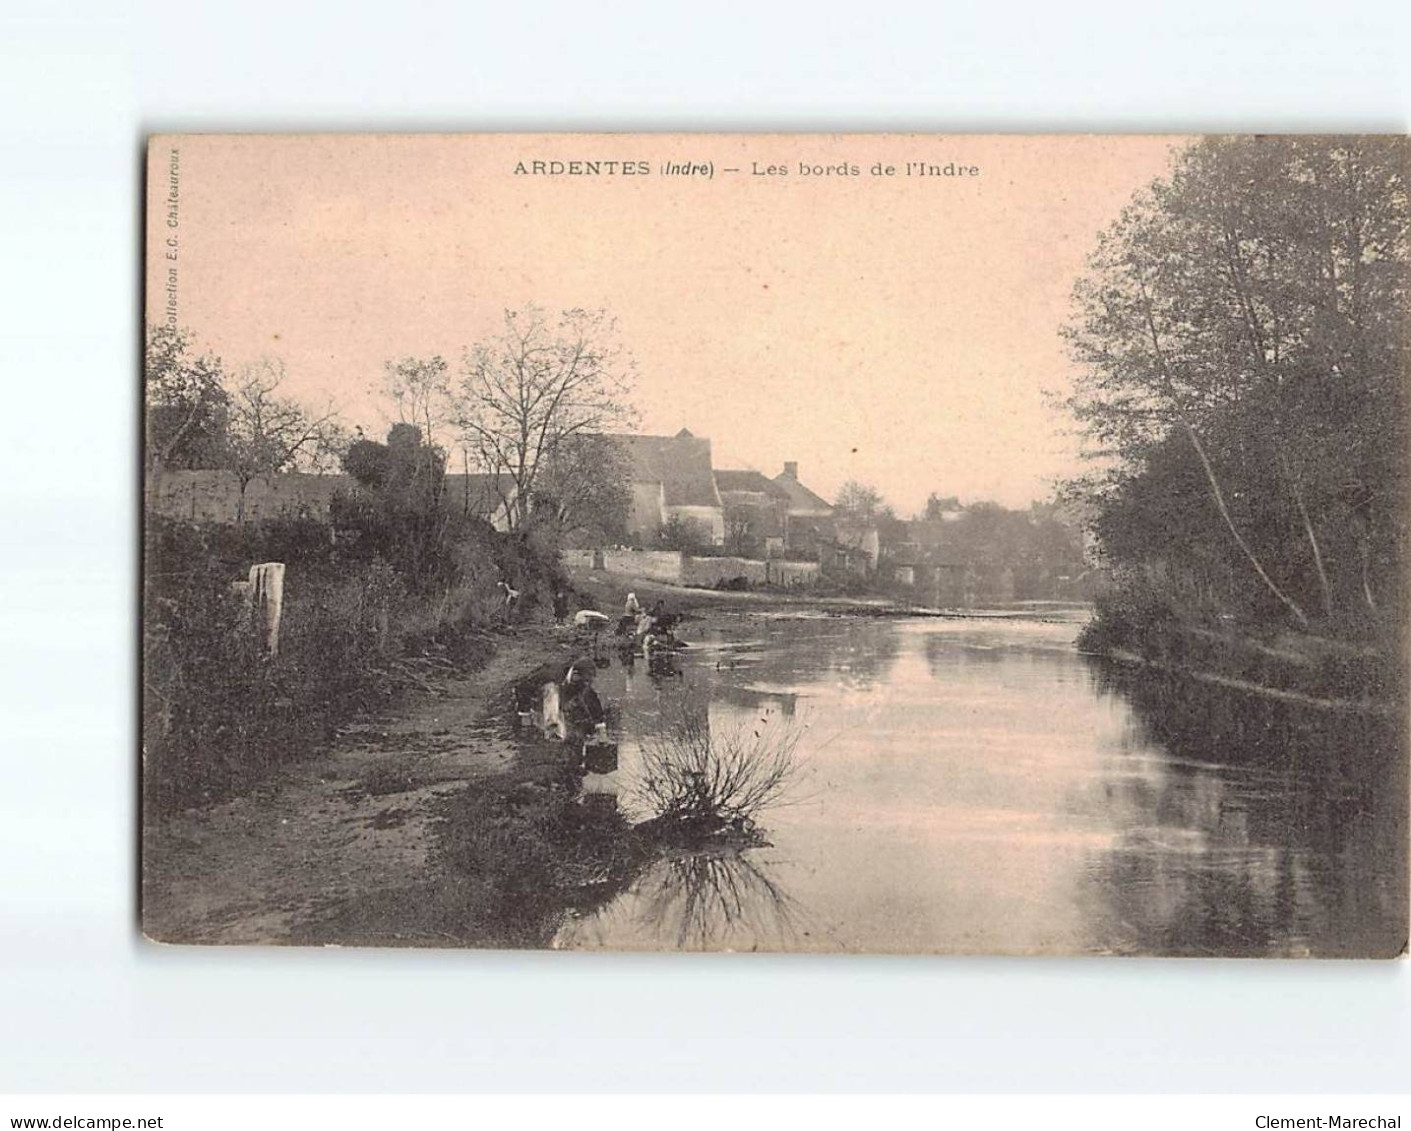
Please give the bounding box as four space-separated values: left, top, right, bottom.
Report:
552 612 1407 956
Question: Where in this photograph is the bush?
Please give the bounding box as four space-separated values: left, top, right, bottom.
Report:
143 533 406 810
634 708 804 843
1077 577 1181 654
142 512 564 811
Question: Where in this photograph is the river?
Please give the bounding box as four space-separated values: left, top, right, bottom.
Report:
552 612 1407 956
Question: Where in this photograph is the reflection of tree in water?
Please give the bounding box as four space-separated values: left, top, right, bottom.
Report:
639 850 810 950
1081 657 1407 956
561 848 820 952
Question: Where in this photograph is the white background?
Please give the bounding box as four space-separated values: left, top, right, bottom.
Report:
1 0 1408 1095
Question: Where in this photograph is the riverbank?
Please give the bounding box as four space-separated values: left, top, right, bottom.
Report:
142 580 781 948
142 569 1096 944
1080 615 1403 714
1076 577 1406 713
142 624 579 945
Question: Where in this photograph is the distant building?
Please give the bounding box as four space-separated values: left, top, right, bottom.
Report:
443 473 517 531
826 521 881 575
771 461 836 557
714 469 791 558
605 429 725 545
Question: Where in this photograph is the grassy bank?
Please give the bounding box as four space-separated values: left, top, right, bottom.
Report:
1079 581 1405 709
142 514 567 812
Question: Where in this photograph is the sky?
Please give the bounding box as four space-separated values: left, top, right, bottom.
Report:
146 134 1182 513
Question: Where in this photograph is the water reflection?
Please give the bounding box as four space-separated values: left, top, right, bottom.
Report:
559 612 1406 956
556 847 821 952
1082 660 1407 956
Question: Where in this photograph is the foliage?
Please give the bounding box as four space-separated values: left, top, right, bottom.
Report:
143 518 409 810
1064 136 1409 641
143 478 566 810
657 514 710 553
145 325 231 469
834 480 890 521
908 501 1087 602
433 776 644 946
338 423 451 591
923 493 962 520
530 432 632 545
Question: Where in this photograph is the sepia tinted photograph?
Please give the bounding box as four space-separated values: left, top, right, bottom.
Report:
141 133 1409 957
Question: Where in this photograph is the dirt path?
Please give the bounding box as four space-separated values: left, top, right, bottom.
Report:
141 626 575 946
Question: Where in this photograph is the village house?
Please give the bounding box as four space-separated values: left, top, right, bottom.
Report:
442 473 517 531
713 469 790 558
815 521 880 578
606 429 726 546
770 461 836 558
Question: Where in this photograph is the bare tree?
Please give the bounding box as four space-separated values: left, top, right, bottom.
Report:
455 306 637 530
380 355 456 449
635 708 805 833
226 358 344 522
723 508 753 556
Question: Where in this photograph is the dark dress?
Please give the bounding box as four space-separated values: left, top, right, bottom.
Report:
560 681 605 733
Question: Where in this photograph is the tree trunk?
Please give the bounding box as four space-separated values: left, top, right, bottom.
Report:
1281 453 1334 620
1359 534 1379 613
1182 422 1310 628
1133 272 1310 630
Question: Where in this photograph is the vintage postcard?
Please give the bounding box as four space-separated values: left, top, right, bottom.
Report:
142 134 1408 956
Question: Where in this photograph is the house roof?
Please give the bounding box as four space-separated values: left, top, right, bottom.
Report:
714 469 792 500
604 431 723 509
772 472 834 514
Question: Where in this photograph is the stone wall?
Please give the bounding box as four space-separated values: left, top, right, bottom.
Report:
147 470 351 524
767 559 822 586
680 556 821 587
680 555 768 587
561 547 825 589
605 549 684 581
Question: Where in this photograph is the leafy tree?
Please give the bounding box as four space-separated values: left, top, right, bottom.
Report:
834 480 888 521
658 514 710 553
529 433 632 545
924 493 962 520
456 306 637 530
339 423 449 589
145 326 230 469
1064 136 1409 633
